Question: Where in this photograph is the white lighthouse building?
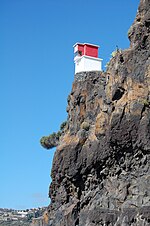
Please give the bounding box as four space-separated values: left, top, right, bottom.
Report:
73 43 102 74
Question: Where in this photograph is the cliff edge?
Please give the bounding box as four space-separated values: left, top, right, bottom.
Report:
38 0 150 225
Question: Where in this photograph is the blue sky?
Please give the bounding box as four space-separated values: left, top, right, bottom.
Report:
0 0 140 210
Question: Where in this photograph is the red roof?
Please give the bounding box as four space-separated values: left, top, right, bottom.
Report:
73 42 99 58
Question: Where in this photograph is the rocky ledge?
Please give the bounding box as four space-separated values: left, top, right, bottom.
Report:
39 0 150 225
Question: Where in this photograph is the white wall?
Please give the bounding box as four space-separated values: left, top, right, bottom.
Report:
74 56 102 74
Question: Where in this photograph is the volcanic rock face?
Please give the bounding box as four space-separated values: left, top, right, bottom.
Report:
41 0 150 225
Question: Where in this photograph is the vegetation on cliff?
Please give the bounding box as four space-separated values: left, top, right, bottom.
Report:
40 121 67 149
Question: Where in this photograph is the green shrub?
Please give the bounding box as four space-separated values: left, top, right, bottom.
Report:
143 99 149 107
40 120 68 150
81 121 90 131
40 134 58 149
56 130 62 138
60 121 67 131
111 50 118 57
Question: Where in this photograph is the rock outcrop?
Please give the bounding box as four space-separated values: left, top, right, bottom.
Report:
39 0 150 225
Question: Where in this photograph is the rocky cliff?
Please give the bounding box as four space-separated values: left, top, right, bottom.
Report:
39 0 150 225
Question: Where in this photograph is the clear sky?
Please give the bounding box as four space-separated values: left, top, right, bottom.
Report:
0 0 140 210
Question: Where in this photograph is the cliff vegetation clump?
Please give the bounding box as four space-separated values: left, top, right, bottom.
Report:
40 121 67 149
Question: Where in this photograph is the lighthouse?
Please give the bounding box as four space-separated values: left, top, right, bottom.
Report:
73 43 102 74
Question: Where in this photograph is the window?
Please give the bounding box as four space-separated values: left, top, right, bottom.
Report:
74 50 82 57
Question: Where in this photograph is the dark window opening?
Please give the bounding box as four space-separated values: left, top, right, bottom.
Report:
74 50 82 57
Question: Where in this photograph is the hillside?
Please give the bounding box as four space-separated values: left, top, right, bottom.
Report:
0 207 46 226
